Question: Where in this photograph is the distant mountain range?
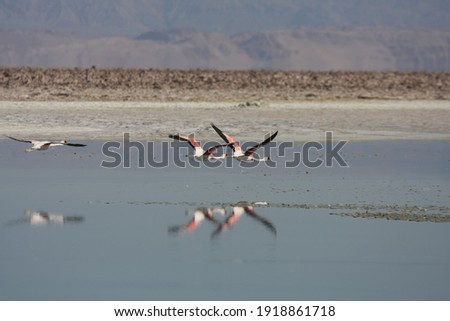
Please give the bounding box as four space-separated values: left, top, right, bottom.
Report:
1 0 450 71
1 0 449 36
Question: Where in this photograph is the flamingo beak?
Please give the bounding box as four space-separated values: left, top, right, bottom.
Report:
24 148 33 153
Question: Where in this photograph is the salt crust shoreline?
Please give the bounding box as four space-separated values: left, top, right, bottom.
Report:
1 100 449 141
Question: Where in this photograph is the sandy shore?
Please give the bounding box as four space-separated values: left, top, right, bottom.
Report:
1 100 449 141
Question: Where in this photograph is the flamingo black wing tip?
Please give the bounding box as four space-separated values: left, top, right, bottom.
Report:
66 143 87 147
5 135 31 143
169 134 183 141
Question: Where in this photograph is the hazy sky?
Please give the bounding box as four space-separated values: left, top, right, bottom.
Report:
1 0 449 70
1 0 449 36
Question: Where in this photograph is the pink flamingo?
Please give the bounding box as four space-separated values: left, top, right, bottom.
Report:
169 133 231 160
210 123 277 162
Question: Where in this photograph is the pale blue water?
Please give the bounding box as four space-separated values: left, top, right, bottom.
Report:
0 140 449 300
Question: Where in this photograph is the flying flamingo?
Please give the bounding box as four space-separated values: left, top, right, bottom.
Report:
168 133 231 160
210 123 277 162
6 135 86 152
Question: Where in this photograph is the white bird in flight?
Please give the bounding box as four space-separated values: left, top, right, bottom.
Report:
6 135 86 152
210 123 277 162
169 133 231 160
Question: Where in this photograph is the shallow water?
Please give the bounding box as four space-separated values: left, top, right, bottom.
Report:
0 139 449 300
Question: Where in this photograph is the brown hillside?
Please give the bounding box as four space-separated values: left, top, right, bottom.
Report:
1 67 449 101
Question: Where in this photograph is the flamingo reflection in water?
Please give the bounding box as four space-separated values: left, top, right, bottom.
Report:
169 204 276 238
168 207 225 234
211 205 276 238
7 209 84 226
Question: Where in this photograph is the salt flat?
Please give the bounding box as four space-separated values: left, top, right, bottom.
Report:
1 100 450 141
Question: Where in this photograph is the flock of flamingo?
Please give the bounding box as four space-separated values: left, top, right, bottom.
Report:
5 125 277 233
6 122 278 162
169 122 278 162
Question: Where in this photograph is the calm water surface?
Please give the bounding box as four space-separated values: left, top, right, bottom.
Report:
0 140 449 300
